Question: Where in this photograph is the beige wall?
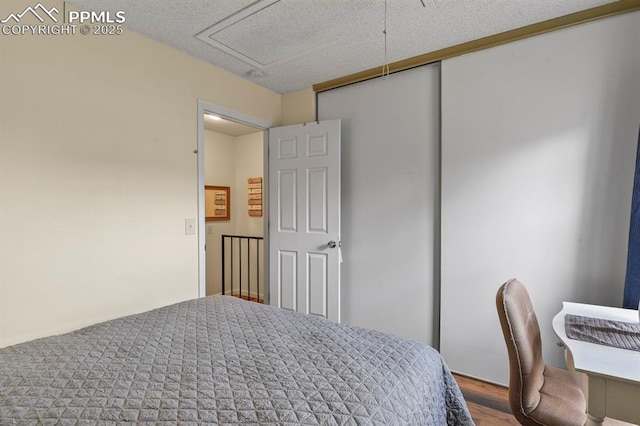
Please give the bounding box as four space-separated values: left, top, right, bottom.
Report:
281 88 316 125
204 130 264 297
0 0 281 347
234 132 265 238
204 131 237 296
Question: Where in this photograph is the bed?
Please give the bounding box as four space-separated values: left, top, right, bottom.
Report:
0 296 473 425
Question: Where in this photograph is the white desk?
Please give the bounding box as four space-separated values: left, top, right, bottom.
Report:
553 302 640 425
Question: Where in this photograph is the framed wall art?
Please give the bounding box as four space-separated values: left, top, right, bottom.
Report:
205 185 230 221
247 177 263 217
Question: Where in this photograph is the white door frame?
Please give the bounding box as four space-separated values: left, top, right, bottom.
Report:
196 100 274 298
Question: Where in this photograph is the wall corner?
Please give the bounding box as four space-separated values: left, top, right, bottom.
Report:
281 87 316 126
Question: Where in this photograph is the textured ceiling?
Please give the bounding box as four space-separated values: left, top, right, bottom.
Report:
68 0 618 94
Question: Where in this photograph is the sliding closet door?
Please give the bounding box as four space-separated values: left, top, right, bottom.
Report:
318 64 440 346
440 12 640 384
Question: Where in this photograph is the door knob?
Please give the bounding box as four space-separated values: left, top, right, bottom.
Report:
327 241 337 249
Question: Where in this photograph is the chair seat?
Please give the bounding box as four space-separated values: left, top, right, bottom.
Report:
524 366 587 426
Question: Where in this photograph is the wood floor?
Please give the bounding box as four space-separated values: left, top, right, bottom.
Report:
453 374 634 425
231 293 264 304
453 373 520 425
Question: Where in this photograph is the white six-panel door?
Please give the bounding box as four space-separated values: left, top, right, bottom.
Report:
268 120 341 322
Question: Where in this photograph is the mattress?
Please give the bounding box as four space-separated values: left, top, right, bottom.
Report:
0 296 473 425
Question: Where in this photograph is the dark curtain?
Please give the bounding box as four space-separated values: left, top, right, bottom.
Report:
623 126 640 309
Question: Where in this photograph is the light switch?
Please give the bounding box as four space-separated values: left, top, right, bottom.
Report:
207 225 214 234
185 218 196 235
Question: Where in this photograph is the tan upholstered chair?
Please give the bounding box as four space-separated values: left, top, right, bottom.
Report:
496 279 587 426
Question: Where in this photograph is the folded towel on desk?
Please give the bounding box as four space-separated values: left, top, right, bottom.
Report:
565 314 640 352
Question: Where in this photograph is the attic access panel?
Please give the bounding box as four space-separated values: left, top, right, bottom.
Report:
196 0 379 70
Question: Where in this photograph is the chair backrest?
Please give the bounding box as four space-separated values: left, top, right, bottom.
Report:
496 279 546 420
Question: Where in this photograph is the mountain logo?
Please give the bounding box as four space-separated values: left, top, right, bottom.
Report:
1 3 59 24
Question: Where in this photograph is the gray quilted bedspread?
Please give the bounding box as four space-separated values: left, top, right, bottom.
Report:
0 296 473 425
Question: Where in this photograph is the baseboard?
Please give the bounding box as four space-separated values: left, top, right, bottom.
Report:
221 290 264 300
452 371 508 389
